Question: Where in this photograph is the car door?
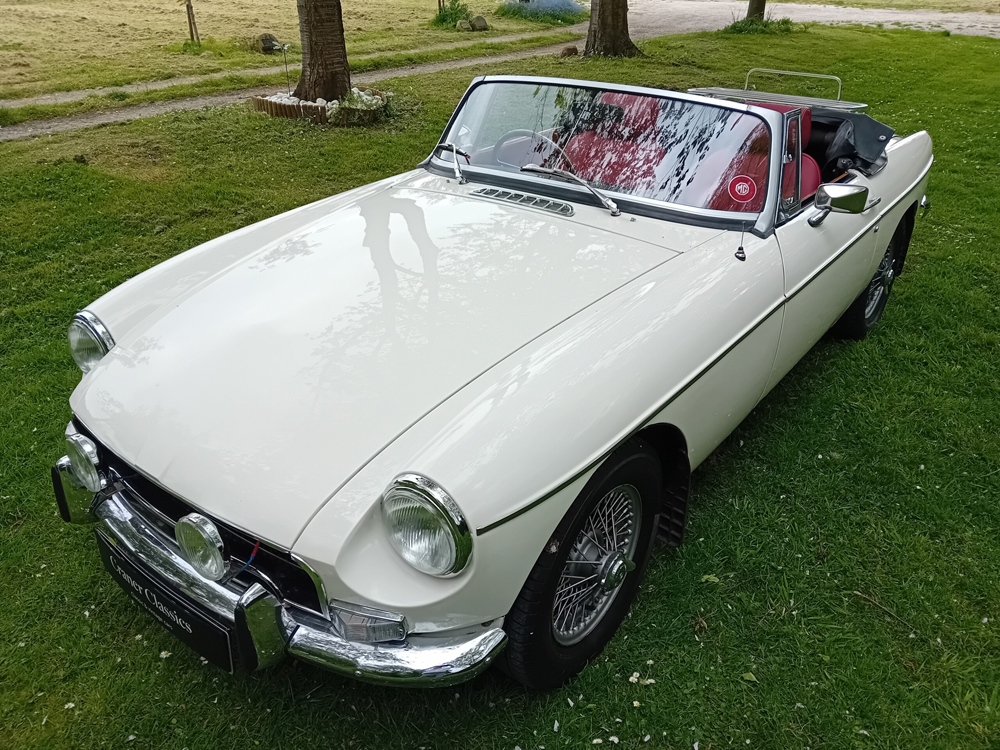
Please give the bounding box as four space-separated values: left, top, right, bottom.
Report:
764 109 881 394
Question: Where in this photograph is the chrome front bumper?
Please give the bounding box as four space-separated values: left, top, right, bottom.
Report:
85 490 506 686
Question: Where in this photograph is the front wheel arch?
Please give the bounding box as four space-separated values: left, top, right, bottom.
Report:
499 437 662 689
634 422 691 548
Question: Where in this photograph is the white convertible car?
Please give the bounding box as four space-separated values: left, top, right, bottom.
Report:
53 73 932 689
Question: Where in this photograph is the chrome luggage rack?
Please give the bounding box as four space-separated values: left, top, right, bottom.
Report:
688 68 868 112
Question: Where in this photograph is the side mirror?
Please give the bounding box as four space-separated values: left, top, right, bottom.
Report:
808 183 870 227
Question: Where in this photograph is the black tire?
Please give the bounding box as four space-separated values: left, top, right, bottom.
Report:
829 221 909 340
499 439 661 690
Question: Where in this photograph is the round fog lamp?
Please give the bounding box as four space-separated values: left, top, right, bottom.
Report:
65 434 102 493
175 513 227 581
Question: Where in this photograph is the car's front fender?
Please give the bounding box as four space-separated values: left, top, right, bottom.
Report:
292 226 782 631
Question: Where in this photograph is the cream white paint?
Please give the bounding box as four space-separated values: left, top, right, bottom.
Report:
69 98 933 632
72 171 720 549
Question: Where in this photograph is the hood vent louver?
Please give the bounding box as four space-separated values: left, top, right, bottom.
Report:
471 187 574 217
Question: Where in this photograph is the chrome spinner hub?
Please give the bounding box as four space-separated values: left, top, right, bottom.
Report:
599 552 634 593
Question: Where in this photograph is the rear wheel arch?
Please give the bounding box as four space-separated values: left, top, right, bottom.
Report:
894 201 919 276
634 422 690 548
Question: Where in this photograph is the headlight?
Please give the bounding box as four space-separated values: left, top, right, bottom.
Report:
175 513 227 581
68 311 115 373
381 474 472 577
65 433 102 493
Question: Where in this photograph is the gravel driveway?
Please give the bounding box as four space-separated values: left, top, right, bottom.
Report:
628 0 1000 38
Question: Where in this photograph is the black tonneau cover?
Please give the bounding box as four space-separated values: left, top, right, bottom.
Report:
812 108 895 175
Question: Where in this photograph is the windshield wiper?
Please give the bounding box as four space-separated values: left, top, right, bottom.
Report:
439 142 470 185
520 164 620 217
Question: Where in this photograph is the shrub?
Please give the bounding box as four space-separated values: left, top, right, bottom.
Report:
495 0 588 24
432 0 473 27
172 37 269 57
721 16 794 35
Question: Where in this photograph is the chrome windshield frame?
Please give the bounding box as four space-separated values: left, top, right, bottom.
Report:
424 75 785 237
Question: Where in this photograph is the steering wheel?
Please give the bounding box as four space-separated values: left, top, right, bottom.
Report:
492 129 577 175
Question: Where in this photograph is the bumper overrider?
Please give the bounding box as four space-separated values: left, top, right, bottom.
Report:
52 449 506 687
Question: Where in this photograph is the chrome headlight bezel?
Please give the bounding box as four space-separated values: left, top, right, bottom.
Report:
380 473 472 578
68 310 115 373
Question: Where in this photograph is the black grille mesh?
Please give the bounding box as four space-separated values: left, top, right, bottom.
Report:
78 422 324 615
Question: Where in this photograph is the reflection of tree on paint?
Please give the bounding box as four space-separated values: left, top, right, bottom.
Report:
359 197 440 344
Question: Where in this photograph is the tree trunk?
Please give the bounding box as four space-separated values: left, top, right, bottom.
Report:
585 0 641 58
746 0 766 19
186 1 200 44
293 0 351 103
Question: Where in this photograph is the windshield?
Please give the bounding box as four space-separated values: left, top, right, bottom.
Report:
441 81 772 213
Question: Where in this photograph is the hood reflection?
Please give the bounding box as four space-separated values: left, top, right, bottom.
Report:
74 178 682 547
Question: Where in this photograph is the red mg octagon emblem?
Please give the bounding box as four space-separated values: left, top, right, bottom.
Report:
727 175 757 203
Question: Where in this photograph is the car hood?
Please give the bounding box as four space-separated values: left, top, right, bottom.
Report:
72 176 695 548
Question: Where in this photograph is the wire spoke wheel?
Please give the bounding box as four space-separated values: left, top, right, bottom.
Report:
551 484 641 646
501 439 660 689
865 242 897 320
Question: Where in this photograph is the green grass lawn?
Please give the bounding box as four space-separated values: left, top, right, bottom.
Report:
0 32 581 130
0 0 575 100
2 24 999 750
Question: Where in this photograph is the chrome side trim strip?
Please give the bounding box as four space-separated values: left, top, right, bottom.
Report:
787 157 934 301
479 155 933 534
478 299 786 534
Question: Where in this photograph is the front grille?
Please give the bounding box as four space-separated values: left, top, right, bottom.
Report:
76 422 325 616
471 187 575 217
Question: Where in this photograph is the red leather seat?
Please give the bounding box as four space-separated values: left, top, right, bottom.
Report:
563 93 666 190
749 102 822 200
800 153 821 200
